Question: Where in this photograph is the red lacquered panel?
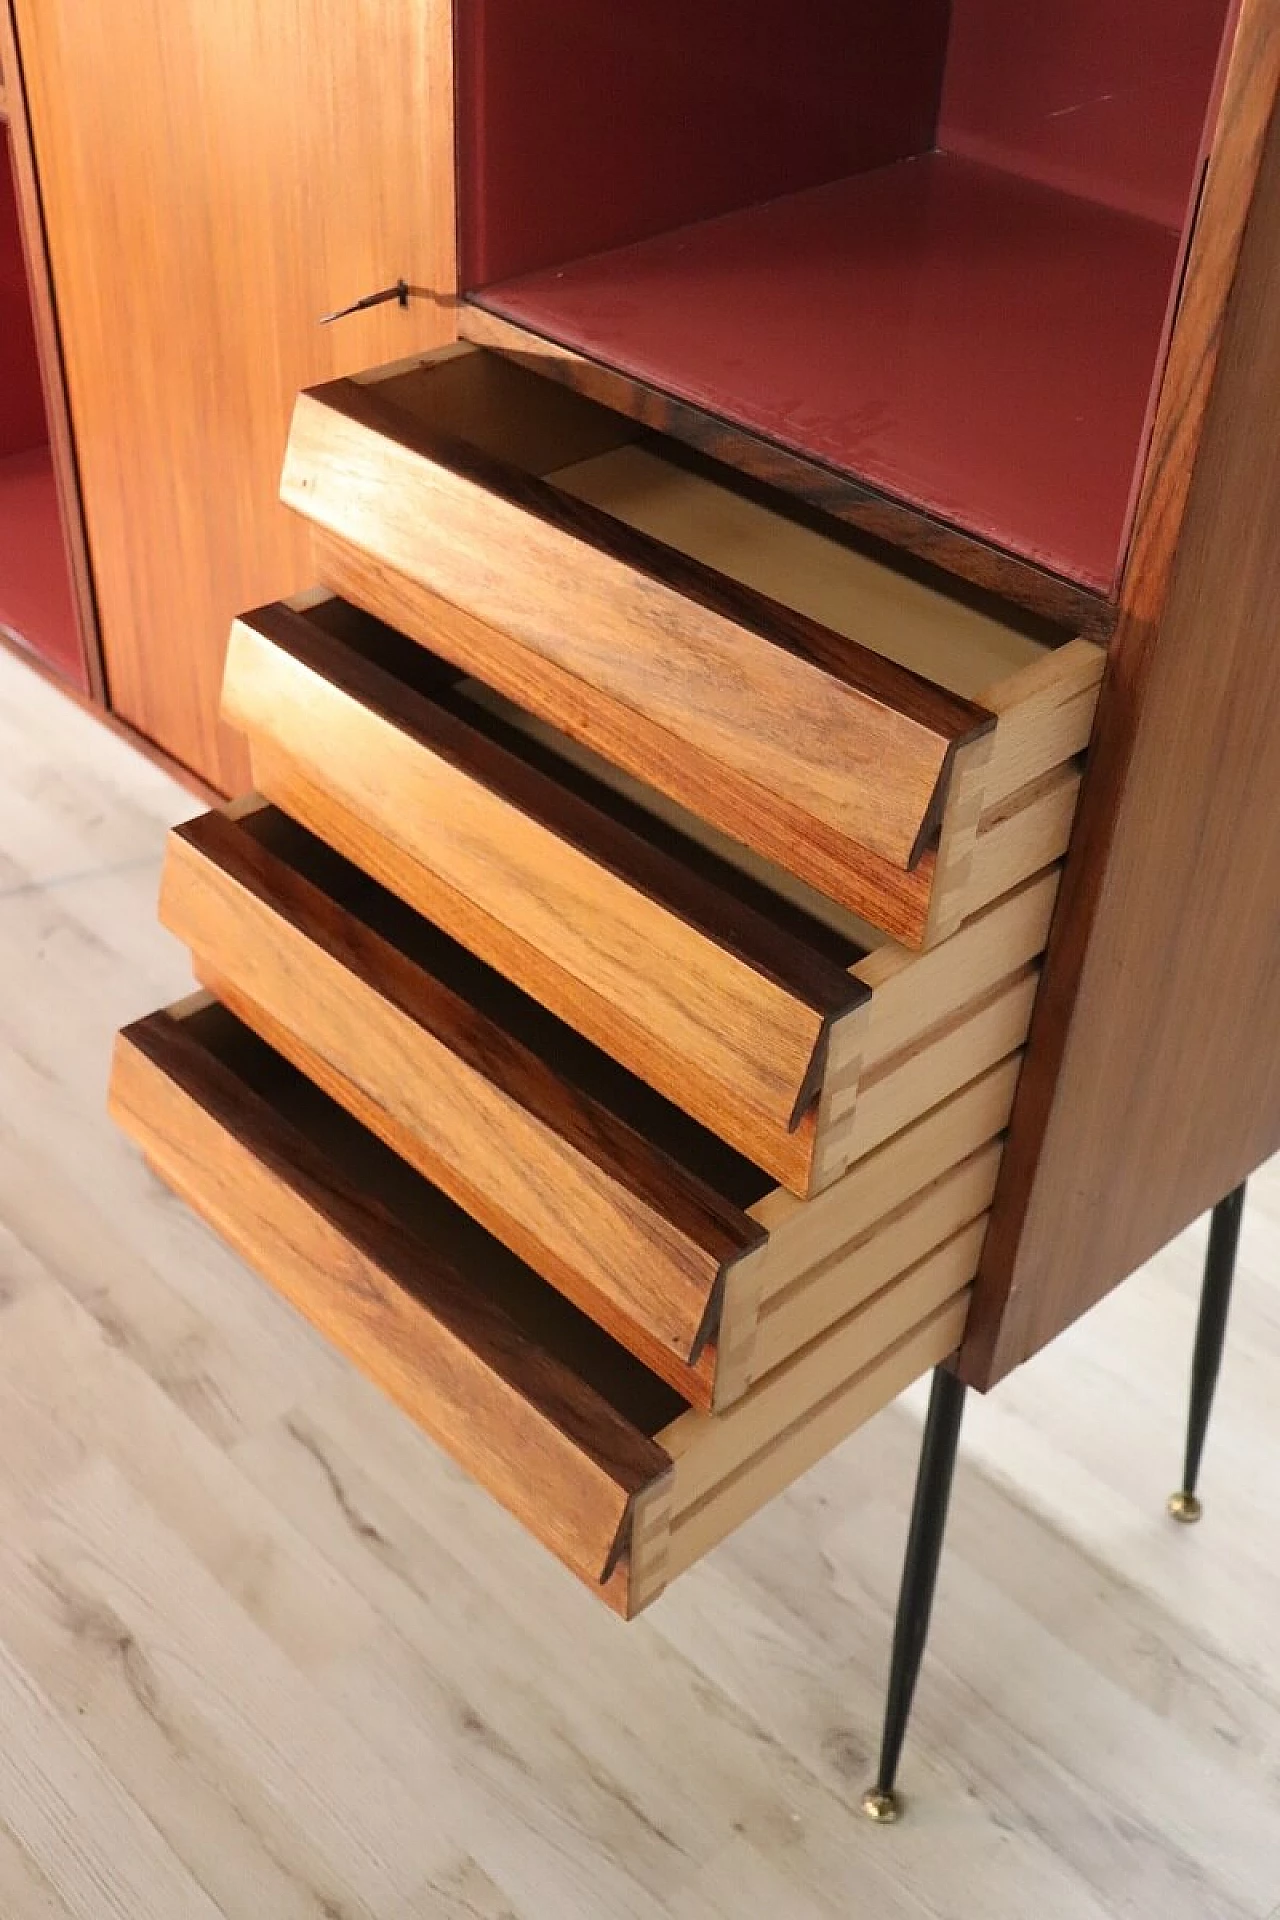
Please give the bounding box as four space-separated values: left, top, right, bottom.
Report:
2 137 48 456
939 0 1237 230
0 447 87 690
478 154 1181 592
455 0 950 286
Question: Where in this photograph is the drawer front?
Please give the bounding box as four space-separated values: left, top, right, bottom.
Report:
109 1003 676 1609
159 801 1025 1410
222 600 869 1195
109 1000 973 1617
222 599 1071 1204
279 345 1086 948
161 803 768 1410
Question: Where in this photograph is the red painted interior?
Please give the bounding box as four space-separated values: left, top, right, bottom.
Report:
1 139 86 688
460 4 1237 588
939 0 1234 230
481 157 1180 591
2 138 48 455
0 448 86 689
455 0 950 286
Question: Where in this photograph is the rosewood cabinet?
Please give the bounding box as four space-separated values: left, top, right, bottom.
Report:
4 0 454 787
109 2 1280 1615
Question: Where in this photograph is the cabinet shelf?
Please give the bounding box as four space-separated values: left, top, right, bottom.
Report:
474 154 1182 596
457 0 1235 600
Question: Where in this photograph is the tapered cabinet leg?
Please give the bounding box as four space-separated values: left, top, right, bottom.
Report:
1168 1182 1246 1525
862 1364 967 1824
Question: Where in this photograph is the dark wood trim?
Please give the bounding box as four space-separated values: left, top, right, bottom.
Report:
964 0 1280 1388
459 301 1117 643
1 0 103 703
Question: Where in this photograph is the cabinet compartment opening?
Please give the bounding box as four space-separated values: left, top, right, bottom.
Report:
1 128 86 689
457 0 1237 595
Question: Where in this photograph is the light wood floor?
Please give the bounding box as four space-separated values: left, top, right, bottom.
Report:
1 646 1278 1920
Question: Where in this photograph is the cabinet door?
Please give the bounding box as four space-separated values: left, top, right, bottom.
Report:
12 0 455 790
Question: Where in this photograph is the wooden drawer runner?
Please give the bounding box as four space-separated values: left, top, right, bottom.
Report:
109 999 975 1618
159 798 1023 1409
280 344 1103 947
222 598 1059 1198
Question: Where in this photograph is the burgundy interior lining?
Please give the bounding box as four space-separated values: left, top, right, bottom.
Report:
2 139 48 456
0 448 87 689
479 156 1181 589
939 0 1233 230
1 140 85 688
456 3 1237 588
455 0 950 287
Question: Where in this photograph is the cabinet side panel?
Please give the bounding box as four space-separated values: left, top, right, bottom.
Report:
964 19 1280 1388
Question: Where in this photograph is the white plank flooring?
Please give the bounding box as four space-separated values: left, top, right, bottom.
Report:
1 646 1278 1919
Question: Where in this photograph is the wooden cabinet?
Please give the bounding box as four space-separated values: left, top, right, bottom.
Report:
106 3 1280 1612
8 0 455 789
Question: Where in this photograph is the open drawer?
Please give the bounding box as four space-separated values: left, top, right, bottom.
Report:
280 345 1104 947
109 997 976 1617
222 598 1063 1196
158 798 1027 1408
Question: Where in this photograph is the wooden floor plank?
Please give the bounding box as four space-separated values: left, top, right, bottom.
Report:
0 1630 224 1920
29 1457 460 1915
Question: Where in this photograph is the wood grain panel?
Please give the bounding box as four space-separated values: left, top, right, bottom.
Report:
282 357 995 925
108 1003 678 1610
966 3 1280 1385
160 806 768 1409
221 603 867 1191
12 0 456 788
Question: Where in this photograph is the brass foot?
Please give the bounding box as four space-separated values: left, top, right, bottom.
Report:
1167 1489 1203 1524
860 1787 902 1825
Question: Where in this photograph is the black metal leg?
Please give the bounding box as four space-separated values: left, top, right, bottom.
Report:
1168 1182 1246 1524
862 1365 967 1824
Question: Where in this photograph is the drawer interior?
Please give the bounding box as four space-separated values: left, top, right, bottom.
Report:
371 348 1060 697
